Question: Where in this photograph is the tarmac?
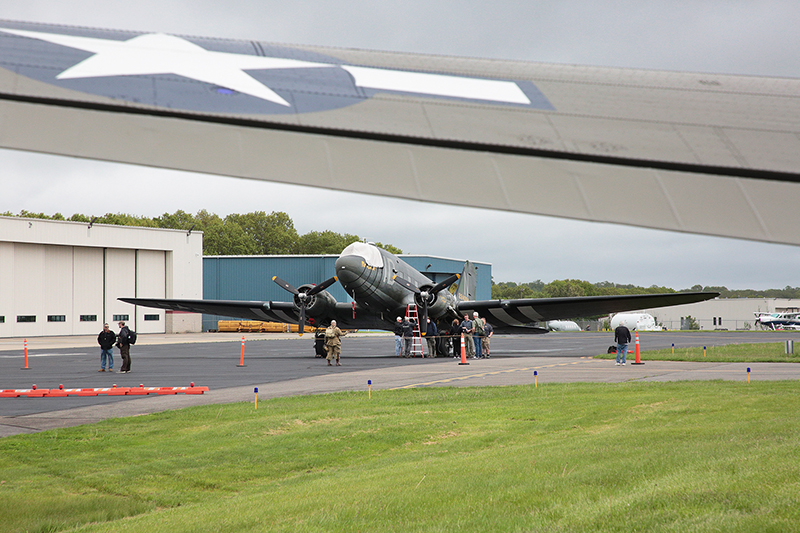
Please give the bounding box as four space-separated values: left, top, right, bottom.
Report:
2 330 799 438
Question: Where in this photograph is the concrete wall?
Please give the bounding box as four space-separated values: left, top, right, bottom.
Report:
0 216 203 337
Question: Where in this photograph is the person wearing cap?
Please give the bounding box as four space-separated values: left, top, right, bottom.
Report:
472 311 484 358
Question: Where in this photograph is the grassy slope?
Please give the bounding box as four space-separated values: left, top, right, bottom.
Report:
2 382 800 532
595 341 800 362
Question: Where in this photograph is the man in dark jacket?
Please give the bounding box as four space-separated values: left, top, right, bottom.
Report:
425 318 438 358
97 323 116 372
614 323 632 366
117 321 132 373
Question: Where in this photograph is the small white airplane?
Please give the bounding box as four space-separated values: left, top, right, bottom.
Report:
754 312 800 330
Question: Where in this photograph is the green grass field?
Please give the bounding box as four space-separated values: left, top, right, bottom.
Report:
595 341 800 363
2 381 800 532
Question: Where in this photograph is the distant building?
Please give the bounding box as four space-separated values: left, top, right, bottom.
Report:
637 298 800 330
0 216 202 337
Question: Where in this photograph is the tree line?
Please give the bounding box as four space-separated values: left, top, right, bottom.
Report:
3 209 402 256
5 210 798 298
491 280 800 300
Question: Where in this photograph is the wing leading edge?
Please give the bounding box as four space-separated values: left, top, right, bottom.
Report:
457 292 718 332
118 297 390 330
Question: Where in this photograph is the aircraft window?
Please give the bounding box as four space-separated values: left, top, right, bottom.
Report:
340 242 384 268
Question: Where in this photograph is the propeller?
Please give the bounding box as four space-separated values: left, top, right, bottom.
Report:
393 273 460 334
272 275 337 336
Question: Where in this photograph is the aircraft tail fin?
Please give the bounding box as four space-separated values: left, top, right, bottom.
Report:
455 260 477 302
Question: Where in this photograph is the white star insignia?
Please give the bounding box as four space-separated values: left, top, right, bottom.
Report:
1 27 531 107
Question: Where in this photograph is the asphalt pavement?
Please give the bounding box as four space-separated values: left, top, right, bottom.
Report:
1 330 798 437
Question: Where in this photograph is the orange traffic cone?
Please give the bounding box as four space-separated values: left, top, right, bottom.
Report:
632 331 644 365
458 333 469 365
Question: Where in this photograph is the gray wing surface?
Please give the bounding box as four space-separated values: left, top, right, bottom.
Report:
119 298 390 330
1 20 799 246
119 297 298 323
458 292 718 331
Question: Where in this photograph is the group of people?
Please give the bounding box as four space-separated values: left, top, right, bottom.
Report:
96 321 133 373
393 312 493 358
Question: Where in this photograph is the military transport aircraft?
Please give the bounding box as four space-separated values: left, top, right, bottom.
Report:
121 242 718 336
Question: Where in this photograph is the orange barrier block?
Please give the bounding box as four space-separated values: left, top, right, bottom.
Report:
107 387 131 396
23 388 50 398
156 387 179 395
127 386 150 395
46 388 70 397
1 389 22 398
184 386 209 394
63 388 83 396
78 388 99 397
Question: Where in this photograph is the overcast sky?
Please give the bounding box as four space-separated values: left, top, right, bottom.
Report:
1 1 799 290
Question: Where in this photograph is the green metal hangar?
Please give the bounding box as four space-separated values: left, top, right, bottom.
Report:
201 254 492 331
0 216 202 337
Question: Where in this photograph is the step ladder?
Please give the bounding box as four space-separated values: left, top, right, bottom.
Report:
405 304 425 357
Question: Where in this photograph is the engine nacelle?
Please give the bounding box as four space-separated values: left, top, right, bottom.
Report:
294 284 337 319
415 285 450 320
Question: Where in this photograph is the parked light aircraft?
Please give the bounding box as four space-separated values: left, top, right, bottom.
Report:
754 312 800 331
122 242 717 336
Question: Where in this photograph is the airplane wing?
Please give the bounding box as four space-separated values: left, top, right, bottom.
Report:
1 20 799 246
119 297 298 323
457 291 718 331
119 297 388 330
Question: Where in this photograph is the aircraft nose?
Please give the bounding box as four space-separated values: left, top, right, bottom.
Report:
335 254 366 286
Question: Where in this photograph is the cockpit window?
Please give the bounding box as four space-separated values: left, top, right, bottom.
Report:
340 242 384 268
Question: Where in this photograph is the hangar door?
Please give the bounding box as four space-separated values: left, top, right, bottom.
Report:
0 243 166 337
105 249 166 335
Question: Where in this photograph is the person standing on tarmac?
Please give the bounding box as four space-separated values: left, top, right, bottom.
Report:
460 314 475 358
97 323 116 372
116 321 132 373
614 323 632 366
482 318 493 357
425 317 438 357
394 316 404 356
325 320 347 366
401 316 414 357
472 311 484 358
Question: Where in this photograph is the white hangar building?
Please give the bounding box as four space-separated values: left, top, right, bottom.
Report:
0 216 202 337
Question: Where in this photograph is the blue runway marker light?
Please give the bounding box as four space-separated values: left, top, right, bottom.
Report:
534 370 538 388
254 387 258 409
747 368 751 383
367 380 372 399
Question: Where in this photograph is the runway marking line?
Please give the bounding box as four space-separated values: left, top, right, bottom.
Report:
389 357 596 390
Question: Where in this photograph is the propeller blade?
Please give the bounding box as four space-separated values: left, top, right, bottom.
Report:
420 304 429 336
272 276 299 295
298 305 306 336
431 273 460 294
307 276 338 295
393 275 420 294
